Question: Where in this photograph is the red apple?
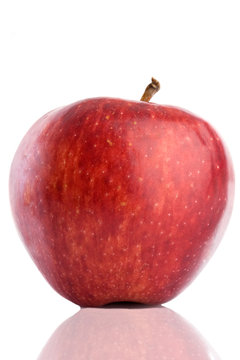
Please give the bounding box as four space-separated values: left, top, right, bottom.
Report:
38 305 221 359
9 79 234 306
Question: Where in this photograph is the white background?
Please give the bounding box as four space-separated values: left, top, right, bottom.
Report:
0 0 240 359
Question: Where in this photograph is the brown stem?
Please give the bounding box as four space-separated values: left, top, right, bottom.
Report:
140 77 160 102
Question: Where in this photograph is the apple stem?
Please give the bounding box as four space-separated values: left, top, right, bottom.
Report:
140 78 160 102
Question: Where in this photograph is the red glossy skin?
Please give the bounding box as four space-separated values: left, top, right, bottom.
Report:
9 98 234 306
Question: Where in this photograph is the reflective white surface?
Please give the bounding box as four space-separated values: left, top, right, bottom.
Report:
38 305 220 360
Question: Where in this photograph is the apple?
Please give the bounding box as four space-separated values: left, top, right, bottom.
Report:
38 305 221 359
9 79 234 306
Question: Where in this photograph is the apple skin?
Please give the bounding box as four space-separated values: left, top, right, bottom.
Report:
38 305 221 359
9 97 234 306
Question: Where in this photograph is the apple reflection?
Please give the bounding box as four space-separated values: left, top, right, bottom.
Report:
38 305 220 360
